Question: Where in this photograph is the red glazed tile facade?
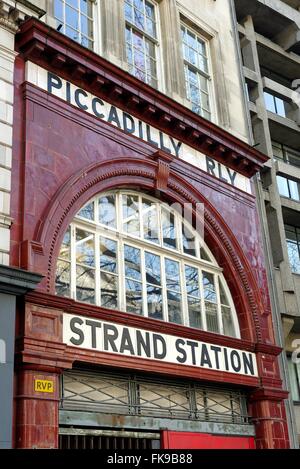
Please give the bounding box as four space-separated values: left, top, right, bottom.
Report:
11 18 290 449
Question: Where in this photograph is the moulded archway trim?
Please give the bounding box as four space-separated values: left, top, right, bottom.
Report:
34 156 264 343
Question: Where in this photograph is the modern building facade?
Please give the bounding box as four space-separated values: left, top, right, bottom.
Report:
232 0 300 446
0 0 294 449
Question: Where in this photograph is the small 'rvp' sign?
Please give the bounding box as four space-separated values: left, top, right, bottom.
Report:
34 379 54 393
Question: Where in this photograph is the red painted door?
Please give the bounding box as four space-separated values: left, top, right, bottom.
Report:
162 431 255 449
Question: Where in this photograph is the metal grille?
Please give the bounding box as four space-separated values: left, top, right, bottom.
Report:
60 370 249 425
59 429 159 449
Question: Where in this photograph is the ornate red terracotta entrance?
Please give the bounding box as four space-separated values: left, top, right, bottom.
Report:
10 18 290 449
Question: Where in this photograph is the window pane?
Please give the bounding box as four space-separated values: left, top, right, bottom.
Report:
205 301 219 333
277 175 290 198
125 1 133 21
165 259 180 291
56 260 70 297
76 265 95 304
147 285 163 320
99 195 116 228
222 306 235 337
54 0 63 22
59 227 71 260
77 201 94 221
145 251 161 285
289 179 300 201
100 237 117 273
286 240 300 274
182 223 196 256
142 199 158 243
76 229 95 266
275 97 286 117
167 291 182 324
126 279 143 314
185 265 200 296
162 209 176 249
123 194 140 236
264 92 276 113
287 358 300 401
101 272 118 309
219 280 229 305
124 245 141 281
66 5 78 30
188 297 202 329
203 272 217 302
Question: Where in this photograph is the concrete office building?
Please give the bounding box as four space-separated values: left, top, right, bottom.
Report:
0 0 295 449
232 0 300 446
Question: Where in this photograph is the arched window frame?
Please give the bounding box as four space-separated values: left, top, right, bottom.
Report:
56 190 240 338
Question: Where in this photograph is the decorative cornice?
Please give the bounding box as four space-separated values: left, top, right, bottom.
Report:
15 17 268 178
0 265 43 295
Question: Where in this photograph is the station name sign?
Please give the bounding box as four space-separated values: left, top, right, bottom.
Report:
63 313 258 377
26 62 252 194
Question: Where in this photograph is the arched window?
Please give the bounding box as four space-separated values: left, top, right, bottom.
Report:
55 190 240 337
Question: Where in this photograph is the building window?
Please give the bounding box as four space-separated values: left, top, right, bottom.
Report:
264 91 286 117
124 0 159 88
287 356 300 401
181 24 211 120
272 141 300 169
55 190 239 337
285 225 300 274
54 0 94 49
277 175 300 202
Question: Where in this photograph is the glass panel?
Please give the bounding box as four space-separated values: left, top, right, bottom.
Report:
275 97 286 117
100 272 118 309
76 265 95 303
124 245 141 280
165 259 180 291
277 176 290 198
286 240 300 274
54 0 63 22
125 279 143 315
123 194 140 236
289 179 300 201
203 272 217 302
185 265 200 296
100 237 117 273
81 0 93 17
145 252 161 285
219 279 229 305
77 202 94 221
65 25 79 42
65 5 79 30
200 247 211 262
182 223 196 256
142 199 158 243
162 209 176 249
205 301 219 333
287 358 300 401
188 297 202 329
147 285 163 320
55 260 70 297
76 229 95 267
59 227 71 260
222 306 235 337
124 1 133 21
167 291 182 324
264 92 276 113
99 194 116 228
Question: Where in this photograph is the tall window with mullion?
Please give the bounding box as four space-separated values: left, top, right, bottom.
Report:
285 224 300 274
125 0 158 88
54 0 94 50
181 24 211 120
